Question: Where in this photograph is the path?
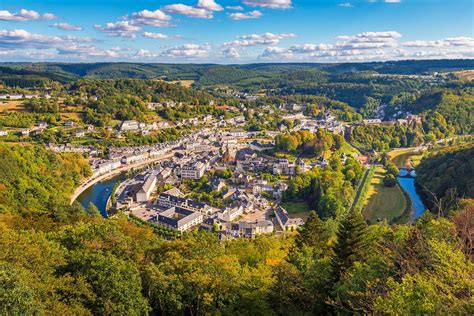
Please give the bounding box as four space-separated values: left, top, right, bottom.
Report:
350 166 371 210
70 153 174 204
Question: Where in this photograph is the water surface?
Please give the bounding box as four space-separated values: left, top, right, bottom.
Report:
76 173 125 217
397 177 426 220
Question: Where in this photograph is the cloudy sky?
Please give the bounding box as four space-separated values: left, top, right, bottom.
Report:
0 0 473 63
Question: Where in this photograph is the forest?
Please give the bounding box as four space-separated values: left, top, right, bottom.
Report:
0 143 472 314
416 144 474 214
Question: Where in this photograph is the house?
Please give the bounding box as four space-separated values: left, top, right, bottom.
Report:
156 206 204 232
158 167 172 181
21 129 30 136
74 130 85 137
119 120 140 132
363 119 382 125
64 120 75 127
8 94 23 100
95 160 121 175
274 207 304 231
217 206 244 222
232 220 274 238
136 173 157 203
211 177 226 191
181 161 206 179
37 121 48 128
0 130 8 136
407 114 422 124
156 191 207 213
295 158 306 172
228 128 246 138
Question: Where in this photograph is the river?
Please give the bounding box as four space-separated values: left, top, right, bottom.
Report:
397 174 426 220
76 173 125 218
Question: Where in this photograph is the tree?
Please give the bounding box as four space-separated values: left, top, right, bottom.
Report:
383 174 397 187
385 162 399 176
331 209 368 282
0 263 38 315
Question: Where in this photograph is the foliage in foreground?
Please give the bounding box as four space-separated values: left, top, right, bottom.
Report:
0 143 472 315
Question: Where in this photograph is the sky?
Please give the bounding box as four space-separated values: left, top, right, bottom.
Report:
0 0 473 63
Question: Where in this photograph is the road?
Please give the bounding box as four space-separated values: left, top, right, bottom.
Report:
70 153 174 204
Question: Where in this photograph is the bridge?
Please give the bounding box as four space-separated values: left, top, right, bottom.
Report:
398 167 416 178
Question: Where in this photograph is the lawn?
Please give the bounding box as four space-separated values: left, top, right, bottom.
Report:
362 167 407 223
280 201 311 215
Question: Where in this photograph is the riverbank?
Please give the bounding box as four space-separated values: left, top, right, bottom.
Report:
70 153 174 204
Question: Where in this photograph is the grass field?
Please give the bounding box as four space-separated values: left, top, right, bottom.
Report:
280 201 311 215
362 166 407 223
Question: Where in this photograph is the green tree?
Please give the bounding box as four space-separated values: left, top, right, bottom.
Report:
331 210 368 282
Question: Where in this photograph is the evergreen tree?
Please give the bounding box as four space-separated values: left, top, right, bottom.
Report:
294 211 328 250
331 209 368 282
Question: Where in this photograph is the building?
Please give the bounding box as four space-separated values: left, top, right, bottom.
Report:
363 119 382 125
211 177 226 191
157 191 207 213
181 161 206 179
74 130 85 137
37 121 48 128
232 220 274 238
217 206 243 222
274 207 304 231
119 120 140 132
0 130 8 136
95 160 121 175
136 173 157 203
156 206 204 232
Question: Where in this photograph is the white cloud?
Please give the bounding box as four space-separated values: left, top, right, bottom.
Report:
51 23 82 31
338 2 354 7
0 9 57 22
162 4 213 19
222 47 240 58
143 32 181 39
129 9 172 27
337 31 402 43
385 0 401 3
242 0 292 9
197 0 223 11
259 46 294 59
0 29 90 50
229 10 262 20
57 45 120 58
402 36 474 48
134 49 159 59
161 43 211 58
224 32 296 47
94 21 141 38
226 5 244 10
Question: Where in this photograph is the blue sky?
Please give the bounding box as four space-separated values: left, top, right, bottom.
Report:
0 0 473 62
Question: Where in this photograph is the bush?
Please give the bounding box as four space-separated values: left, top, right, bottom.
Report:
383 174 397 187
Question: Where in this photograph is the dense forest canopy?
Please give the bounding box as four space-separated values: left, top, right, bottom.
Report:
416 144 474 213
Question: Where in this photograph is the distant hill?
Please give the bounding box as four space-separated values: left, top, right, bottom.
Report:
1 59 473 86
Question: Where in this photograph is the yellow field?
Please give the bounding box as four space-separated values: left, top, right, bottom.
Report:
362 167 407 223
61 112 83 121
0 100 25 112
